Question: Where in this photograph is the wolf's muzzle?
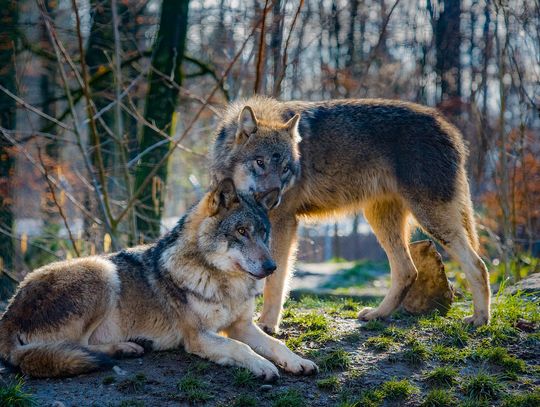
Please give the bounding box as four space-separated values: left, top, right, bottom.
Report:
262 259 277 276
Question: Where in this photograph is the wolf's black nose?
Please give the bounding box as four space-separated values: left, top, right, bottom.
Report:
262 259 277 274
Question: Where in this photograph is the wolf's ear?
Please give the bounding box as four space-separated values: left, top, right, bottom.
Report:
236 106 258 144
209 178 239 215
284 114 301 140
255 188 280 211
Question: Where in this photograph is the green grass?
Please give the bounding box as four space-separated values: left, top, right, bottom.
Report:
311 297 362 318
377 378 419 401
475 291 540 344
285 336 303 350
231 394 258 407
283 309 334 346
431 344 470 363
402 338 429 365
316 375 340 391
382 325 409 340
316 348 351 372
233 368 256 387
501 388 540 407
102 375 116 385
0 377 35 407
189 359 212 374
287 311 329 331
461 372 502 402
439 320 470 348
476 320 520 345
420 389 458 407
423 366 458 387
117 374 147 393
348 390 383 407
177 373 213 403
365 335 395 351
472 346 527 376
362 320 386 332
272 389 305 407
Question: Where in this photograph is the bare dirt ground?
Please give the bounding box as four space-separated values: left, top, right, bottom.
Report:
0 268 539 407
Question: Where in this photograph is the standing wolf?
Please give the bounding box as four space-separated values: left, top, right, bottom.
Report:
0 179 318 379
211 96 490 334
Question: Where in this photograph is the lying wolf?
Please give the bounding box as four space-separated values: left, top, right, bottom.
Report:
211 96 490 334
0 179 318 379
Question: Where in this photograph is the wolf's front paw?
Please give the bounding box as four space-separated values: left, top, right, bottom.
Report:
463 313 489 327
358 307 380 321
282 356 318 376
248 357 280 382
258 322 279 335
112 342 145 358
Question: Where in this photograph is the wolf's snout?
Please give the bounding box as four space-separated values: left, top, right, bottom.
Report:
262 259 277 275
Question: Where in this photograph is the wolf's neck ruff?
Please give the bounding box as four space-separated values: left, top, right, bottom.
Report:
142 201 259 303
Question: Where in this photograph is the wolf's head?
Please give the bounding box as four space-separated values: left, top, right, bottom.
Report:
197 178 278 280
215 106 301 209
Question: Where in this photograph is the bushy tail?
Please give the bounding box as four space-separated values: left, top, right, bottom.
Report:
2 332 112 378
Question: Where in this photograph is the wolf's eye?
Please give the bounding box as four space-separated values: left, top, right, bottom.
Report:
256 159 265 168
283 165 290 174
237 227 247 236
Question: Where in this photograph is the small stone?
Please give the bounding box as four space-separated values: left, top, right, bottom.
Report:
402 240 454 315
259 384 273 392
51 402 66 407
507 273 540 295
113 365 127 376
514 318 536 332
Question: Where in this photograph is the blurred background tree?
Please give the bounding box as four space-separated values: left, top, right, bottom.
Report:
0 0 538 298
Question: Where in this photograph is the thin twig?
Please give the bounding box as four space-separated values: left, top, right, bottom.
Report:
358 0 401 91
0 84 73 131
111 0 137 243
254 0 270 94
70 0 115 231
38 148 81 257
0 128 102 225
37 0 114 239
114 5 272 226
273 0 304 96
0 224 61 261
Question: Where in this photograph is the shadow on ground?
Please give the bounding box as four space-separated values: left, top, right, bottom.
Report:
1 274 539 406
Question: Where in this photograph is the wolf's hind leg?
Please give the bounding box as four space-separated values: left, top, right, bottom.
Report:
259 214 298 334
410 199 490 326
87 342 144 358
358 198 417 321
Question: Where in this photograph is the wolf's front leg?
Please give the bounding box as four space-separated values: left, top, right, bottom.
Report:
183 331 279 382
227 320 318 376
259 214 298 334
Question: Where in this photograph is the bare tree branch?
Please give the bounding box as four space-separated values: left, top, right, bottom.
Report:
38 148 81 257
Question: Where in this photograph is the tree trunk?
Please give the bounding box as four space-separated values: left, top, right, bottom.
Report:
332 222 340 260
270 0 283 96
0 0 18 299
435 0 462 105
134 0 190 241
86 0 115 172
346 0 359 77
40 0 62 233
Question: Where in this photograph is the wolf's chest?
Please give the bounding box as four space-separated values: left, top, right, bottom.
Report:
189 296 245 331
